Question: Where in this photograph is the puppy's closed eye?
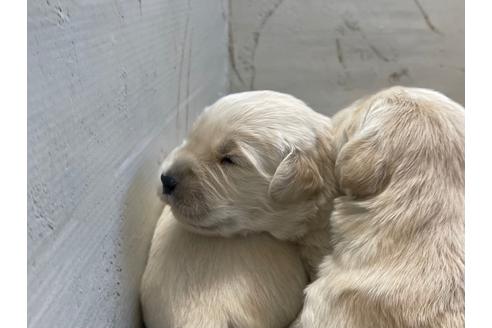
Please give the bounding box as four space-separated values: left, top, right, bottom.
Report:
220 155 236 165
217 139 241 166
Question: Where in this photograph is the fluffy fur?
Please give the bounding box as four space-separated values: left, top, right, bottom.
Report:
295 87 465 328
141 207 307 328
141 91 337 327
156 90 337 274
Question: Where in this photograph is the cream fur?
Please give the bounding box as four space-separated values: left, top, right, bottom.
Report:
141 91 338 327
295 87 465 328
141 207 307 328
157 90 337 275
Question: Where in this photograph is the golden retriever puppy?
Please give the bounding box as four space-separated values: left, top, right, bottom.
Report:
295 87 464 328
141 91 338 328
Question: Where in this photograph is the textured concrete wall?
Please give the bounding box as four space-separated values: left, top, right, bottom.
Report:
229 0 464 115
27 1 228 327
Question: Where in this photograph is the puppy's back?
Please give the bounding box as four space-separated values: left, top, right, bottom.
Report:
303 87 464 328
141 207 308 328
334 86 464 199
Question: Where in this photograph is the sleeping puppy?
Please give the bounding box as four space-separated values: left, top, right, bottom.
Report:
141 91 338 328
295 87 465 328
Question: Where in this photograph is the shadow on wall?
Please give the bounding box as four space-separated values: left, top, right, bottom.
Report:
119 158 165 328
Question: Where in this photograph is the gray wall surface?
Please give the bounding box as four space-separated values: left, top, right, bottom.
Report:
228 0 464 114
27 1 228 327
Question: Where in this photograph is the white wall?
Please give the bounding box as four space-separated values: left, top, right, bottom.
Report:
229 0 464 114
27 1 228 327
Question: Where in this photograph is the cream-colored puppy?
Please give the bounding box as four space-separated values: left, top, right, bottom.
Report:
296 87 465 327
141 91 337 328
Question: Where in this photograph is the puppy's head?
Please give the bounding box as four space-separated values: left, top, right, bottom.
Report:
160 91 335 239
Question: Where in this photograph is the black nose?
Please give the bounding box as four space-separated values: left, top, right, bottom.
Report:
161 175 178 195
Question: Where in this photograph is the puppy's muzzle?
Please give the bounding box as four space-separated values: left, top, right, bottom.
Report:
161 174 178 195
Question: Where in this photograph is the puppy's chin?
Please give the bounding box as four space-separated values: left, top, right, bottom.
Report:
171 206 247 237
176 219 226 237
162 192 207 216
163 199 219 235
161 193 256 237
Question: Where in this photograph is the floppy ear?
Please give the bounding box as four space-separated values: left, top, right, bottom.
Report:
335 130 390 198
268 148 324 203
